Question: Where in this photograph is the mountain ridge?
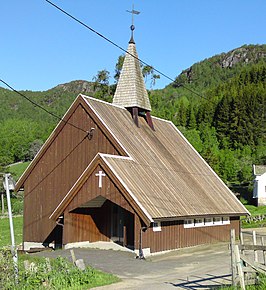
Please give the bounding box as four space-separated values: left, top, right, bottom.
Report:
172 44 266 89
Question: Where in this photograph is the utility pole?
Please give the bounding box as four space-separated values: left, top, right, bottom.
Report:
1 192 4 214
0 175 5 214
3 173 18 282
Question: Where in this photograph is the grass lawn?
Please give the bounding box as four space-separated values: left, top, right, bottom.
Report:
241 204 266 228
245 204 266 215
0 216 23 248
0 215 120 289
8 161 30 181
0 252 120 289
1 162 120 288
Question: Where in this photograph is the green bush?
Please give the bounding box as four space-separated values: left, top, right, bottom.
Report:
0 251 119 290
0 248 14 289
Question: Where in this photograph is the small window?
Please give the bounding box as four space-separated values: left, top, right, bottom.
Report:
153 221 161 232
184 219 194 228
194 218 204 227
204 217 213 226
222 217 230 225
213 217 222 225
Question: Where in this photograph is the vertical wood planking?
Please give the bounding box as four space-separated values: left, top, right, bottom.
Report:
23 103 122 243
140 217 240 254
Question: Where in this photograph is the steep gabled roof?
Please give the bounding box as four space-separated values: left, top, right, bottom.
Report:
84 96 249 217
49 95 248 221
112 39 151 111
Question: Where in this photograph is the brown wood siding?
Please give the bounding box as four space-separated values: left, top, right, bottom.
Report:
63 205 111 243
23 104 120 243
63 165 136 244
139 217 240 253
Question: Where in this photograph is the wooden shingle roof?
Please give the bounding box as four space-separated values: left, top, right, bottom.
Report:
52 95 247 220
112 40 151 111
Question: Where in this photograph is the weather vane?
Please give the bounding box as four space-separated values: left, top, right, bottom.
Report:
126 4 140 37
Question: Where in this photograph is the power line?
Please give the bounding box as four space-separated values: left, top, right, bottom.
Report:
45 0 211 103
0 78 88 134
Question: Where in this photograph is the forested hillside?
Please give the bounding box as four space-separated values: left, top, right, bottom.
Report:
150 45 266 185
0 44 265 187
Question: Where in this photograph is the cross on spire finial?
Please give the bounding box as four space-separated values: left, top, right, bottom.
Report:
126 4 140 42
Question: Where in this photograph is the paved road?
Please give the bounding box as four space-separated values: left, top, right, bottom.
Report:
34 242 232 289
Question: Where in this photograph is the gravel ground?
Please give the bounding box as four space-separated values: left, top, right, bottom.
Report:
34 241 233 289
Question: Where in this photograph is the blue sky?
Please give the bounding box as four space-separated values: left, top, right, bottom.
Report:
1 0 265 91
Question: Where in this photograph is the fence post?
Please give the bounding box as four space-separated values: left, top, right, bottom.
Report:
261 236 266 265
252 231 258 262
230 229 237 286
235 245 246 290
70 249 76 264
240 231 244 255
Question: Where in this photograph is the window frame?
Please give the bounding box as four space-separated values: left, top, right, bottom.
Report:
222 217 230 225
184 219 194 228
184 216 230 228
204 217 213 226
194 218 204 227
213 217 222 225
153 221 162 232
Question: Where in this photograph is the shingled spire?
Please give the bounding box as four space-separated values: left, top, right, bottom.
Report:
112 23 154 130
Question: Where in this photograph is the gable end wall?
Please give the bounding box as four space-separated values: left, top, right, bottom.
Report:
23 103 121 243
63 164 137 244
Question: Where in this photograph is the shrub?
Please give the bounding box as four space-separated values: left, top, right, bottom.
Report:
0 251 119 289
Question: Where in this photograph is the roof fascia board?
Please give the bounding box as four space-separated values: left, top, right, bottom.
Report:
169 121 250 216
80 94 126 110
49 153 101 220
154 213 248 222
101 154 153 224
50 153 152 225
15 95 128 191
99 153 133 161
82 95 131 158
151 115 172 123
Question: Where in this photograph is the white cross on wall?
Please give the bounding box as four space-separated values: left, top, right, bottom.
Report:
95 170 106 188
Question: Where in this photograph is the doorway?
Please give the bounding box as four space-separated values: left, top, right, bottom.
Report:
110 203 134 249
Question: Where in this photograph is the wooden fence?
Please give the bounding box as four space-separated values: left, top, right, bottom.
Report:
230 229 266 289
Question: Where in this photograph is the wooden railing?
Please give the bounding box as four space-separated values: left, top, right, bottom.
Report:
230 229 266 289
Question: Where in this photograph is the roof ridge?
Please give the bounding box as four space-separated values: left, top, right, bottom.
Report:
80 94 126 110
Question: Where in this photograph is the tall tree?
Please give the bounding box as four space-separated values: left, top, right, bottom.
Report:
114 55 125 82
92 69 111 101
187 104 197 129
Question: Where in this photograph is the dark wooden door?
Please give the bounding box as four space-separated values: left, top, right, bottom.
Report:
111 203 124 245
110 203 134 248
